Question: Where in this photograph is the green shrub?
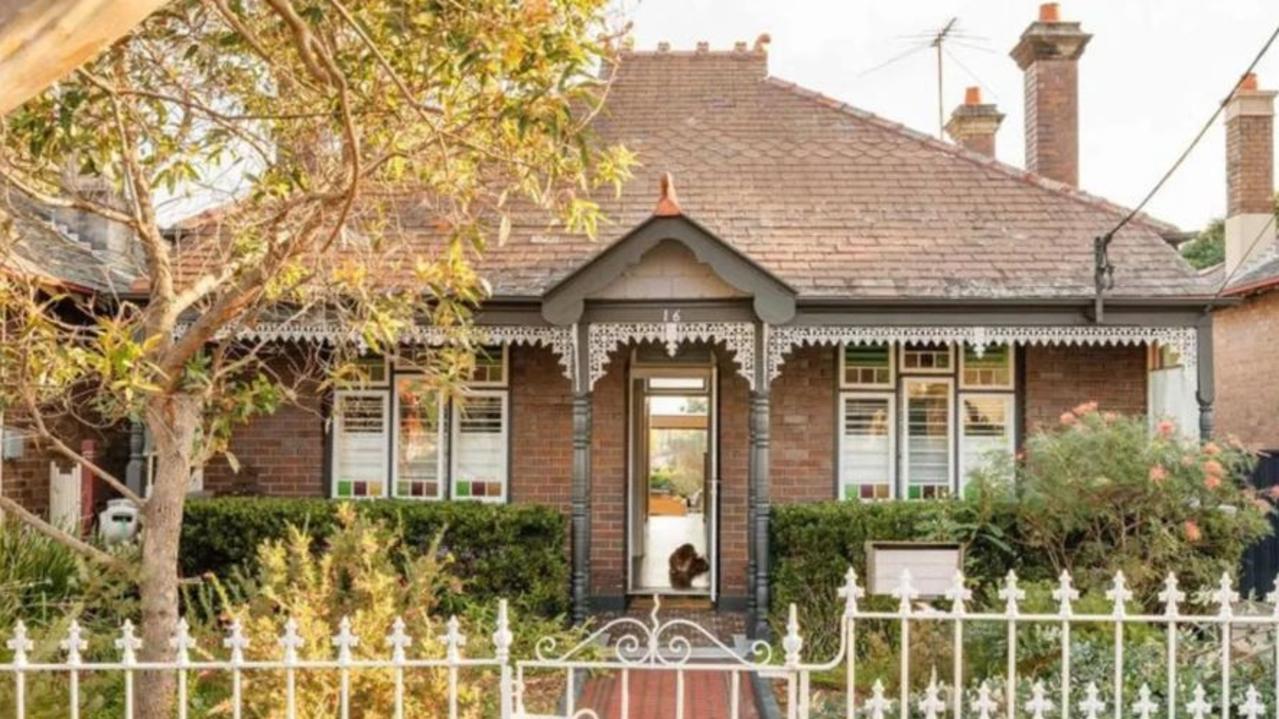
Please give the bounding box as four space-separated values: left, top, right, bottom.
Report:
771 408 1273 658
180 497 568 616
0 522 82 627
770 496 1027 657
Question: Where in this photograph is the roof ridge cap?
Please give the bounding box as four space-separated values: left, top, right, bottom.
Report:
761 76 1182 239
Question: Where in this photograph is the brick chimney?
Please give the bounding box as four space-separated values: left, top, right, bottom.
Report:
1010 3 1091 186
945 87 1005 157
1224 73 1277 275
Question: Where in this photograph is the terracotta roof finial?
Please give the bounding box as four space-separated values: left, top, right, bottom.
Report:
654 172 682 217
754 33 772 53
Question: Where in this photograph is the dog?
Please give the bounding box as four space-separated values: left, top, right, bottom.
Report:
668 543 710 589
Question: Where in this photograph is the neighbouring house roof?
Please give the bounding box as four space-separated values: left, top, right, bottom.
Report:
2 210 139 294
173 44 1215 304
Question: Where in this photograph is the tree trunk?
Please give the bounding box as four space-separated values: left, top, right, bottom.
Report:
136 393 199 719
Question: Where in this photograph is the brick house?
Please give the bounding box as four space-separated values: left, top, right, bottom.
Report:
1208 74 1279 453
2 4 1226 635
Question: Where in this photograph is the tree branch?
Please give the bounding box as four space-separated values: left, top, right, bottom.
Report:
0 496 127 570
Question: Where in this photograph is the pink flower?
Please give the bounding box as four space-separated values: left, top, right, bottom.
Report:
1072 401 1100 416
1103 412 1119 423
1255 498 1272 512
1268 485 1279 500
1203 442 1222 456
1156 420 1177 438
1203 459 1225 478
1205 475 1222 491
1148 465 1168 484
1184 521 1202 543
1060 411 1078 426
1181 454 1197 467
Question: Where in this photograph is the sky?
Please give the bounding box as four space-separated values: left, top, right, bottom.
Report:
620 0 1279 233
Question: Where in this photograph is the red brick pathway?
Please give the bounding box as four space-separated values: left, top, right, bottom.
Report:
577 668 761 719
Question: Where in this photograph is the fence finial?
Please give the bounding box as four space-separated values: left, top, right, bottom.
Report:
1213 572 1239 618
782 603 804 667
442 616 467 664
224 619 249 665
1080 682 1106 719
170 617 196 666
61 620 87 666
838 567 865 616
116 620 141 665
1241 685 1266 719
972 681 998 719
998 570 1025 616
7 621 32 666
1133 684 1158 719
1027 681 1053 719
866 680 893 719
332 616 359 665
1187 684 1213 719
946 570 971 615
1052 570 1078 616
1159 573 1186 616
387 617 412 663
1105 571 1133 617
920 671 946 719
279 618 304 664
892 569 919 614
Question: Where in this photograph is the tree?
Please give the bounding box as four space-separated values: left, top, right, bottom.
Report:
0 0 171 115
1181 192 1279 270
0 1 633 715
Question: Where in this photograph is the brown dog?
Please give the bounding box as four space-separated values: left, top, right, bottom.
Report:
668 543 710 589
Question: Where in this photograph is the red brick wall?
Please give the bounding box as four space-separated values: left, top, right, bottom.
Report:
1214 291 1279 449
1023 58 1080 187
1 427 127 518
202 381 326 497
1226 111 1274 216
509 345 573 510
770 345 836 504
589 348 628 597
1022 344 1147 431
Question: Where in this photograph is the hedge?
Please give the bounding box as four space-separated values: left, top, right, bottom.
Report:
770 499 1035 656
180 497 569 617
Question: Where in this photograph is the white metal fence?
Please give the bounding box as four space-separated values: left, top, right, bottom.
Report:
3 569 1278 719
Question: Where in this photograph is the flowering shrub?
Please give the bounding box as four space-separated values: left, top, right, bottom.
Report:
972 403 1271 600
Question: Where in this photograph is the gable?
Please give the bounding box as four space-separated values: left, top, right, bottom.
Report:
588 239 747 301
540 215 796 325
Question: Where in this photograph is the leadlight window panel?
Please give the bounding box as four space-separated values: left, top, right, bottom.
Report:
959 394 1015 491
393 377 446 500
335 358 389 389
838 393 895 501
450 390 509 502
841 344 894 389
469 346 508 386
900 343 953 373
332 391 389 499
961 344 1015 389
902 379 953 499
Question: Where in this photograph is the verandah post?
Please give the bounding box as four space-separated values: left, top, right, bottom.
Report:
571 322 593 624
749 321 772 638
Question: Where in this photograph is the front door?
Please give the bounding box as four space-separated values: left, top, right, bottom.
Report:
627 360 718 599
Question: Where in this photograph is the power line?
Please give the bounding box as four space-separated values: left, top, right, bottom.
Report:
1093 20 1279 321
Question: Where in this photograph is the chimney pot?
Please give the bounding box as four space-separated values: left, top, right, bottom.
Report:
946 91 1005 158
1011 3 1091 186
1224 74 1277 275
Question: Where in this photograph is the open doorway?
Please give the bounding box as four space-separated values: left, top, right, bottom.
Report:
628 362 717 598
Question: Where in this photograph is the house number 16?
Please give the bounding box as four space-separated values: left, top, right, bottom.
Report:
662 309 682 323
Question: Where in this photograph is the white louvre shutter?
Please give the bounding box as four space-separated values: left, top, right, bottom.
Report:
451 391 509 502
332 391 389 498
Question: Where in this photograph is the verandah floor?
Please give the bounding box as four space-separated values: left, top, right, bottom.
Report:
577 668 762 719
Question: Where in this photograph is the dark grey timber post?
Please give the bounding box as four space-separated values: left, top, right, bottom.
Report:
748 322 772 638
1196 314 1215 439
570 323 593 624
124 419 147 497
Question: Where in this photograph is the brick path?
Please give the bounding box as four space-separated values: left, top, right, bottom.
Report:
577 668 761 719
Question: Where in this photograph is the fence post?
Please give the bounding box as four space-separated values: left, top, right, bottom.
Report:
493 600 514 719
